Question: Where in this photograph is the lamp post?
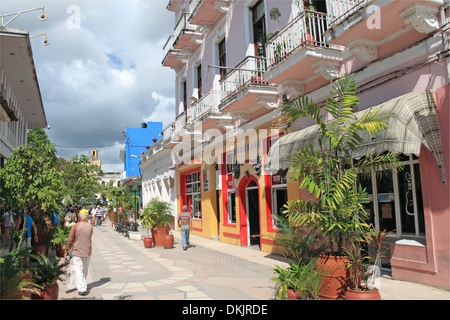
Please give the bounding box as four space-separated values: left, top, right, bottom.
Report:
129 185 137 229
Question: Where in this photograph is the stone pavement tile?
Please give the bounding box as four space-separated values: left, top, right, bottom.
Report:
124 282 145 289
176 285 199 292
186 291 211 299
157 292 185 300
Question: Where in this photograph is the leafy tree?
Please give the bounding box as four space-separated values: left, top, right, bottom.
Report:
0 129 63 248
281 75 401 256
57 154 102 206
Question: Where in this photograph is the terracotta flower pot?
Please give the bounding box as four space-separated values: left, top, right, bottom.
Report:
317 254 351 300
345 288 381 300
152 227 169 247
287 289 301 300
31 282 59 300
143 237 153 248
163 234 174 249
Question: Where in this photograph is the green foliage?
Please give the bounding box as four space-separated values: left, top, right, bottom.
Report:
140 197 172 236
0 247 41 299
30 252 68 286
273 215 325 265
272 260 327 300
281 75 402 255
49 224 71 250
106 184 134 214
345 226 389 291
57 154 101 206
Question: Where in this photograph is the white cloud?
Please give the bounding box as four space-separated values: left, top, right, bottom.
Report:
2 0 176 172
143 92 175 129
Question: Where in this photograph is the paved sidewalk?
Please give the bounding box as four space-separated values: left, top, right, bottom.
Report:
57 221 450 300
58 222 285 300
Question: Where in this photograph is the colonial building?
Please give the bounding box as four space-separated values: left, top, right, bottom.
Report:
140 123 177 222
160 0 449 289
0 26 47 167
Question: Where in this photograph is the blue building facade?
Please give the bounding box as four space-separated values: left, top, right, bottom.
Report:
123 122 163 178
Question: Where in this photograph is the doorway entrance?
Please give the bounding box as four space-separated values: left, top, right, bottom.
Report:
246 181 260 247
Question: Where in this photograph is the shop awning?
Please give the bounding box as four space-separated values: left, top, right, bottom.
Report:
264 90 446 182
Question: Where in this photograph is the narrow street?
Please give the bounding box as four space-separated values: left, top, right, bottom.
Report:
58 220 287 300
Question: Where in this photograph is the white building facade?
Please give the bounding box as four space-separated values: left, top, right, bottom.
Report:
0 27 47 166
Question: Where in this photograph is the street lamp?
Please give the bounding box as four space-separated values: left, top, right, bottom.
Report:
129 185 139 231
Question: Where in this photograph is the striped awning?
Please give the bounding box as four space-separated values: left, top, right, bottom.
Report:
264 90 446 182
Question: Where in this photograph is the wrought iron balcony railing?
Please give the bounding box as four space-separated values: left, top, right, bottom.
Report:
265 10 331 70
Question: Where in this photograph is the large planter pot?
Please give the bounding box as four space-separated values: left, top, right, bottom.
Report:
345 287 381 300
31 282 59 300
317 254 350 300
143 237 153 248
163 234 174 249
287 289 301 300
1 271 34 300
152 227 169 247
31 244 48 256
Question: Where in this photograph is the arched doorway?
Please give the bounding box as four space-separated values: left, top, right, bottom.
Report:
238 175 261 248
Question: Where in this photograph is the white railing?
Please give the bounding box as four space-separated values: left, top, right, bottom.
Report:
187 90 219 124
163 122 174 141
173 112 187 135
219 56 269 100
174 12 199 43
327 0 371 26
266 10 329 69
162 35 174 60
189 0 202 18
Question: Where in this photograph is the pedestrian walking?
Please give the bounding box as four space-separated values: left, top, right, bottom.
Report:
65 211 93 296
95 206 103 227
15 212 38 266
80 205 92 223
177 205 192 251
65 208 78 229
1 208 14 246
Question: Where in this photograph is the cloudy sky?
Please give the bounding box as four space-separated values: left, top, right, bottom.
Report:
2 0 176 172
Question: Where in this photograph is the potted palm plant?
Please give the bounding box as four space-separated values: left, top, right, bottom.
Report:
140 204 155 248
344 226 388 300
281 75 401 299
30 252 68 300
141 198 173 248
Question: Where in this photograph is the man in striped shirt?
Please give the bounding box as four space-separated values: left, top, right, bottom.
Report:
95 206 103 227
177 205 192 250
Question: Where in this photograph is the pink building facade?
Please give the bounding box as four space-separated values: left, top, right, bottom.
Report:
161 0 449 290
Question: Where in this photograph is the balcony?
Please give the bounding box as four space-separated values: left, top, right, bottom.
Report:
187 90 232 131
173 12 202 51
325 0 442 61
263 10 343 89
219 56 279 122
188 0 229 25
164 113 187 149
162 35 188 69
167 0 182 12
162 121 178 149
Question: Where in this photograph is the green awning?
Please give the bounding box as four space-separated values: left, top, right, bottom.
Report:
264 90 445 182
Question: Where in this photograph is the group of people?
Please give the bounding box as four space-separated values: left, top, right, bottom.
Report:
64 205 106 228
0 203 106 297
0 206 38 252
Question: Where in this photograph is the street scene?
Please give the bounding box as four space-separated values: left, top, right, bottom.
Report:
59 219 450 301
1 0 450 305
58 219 284 300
